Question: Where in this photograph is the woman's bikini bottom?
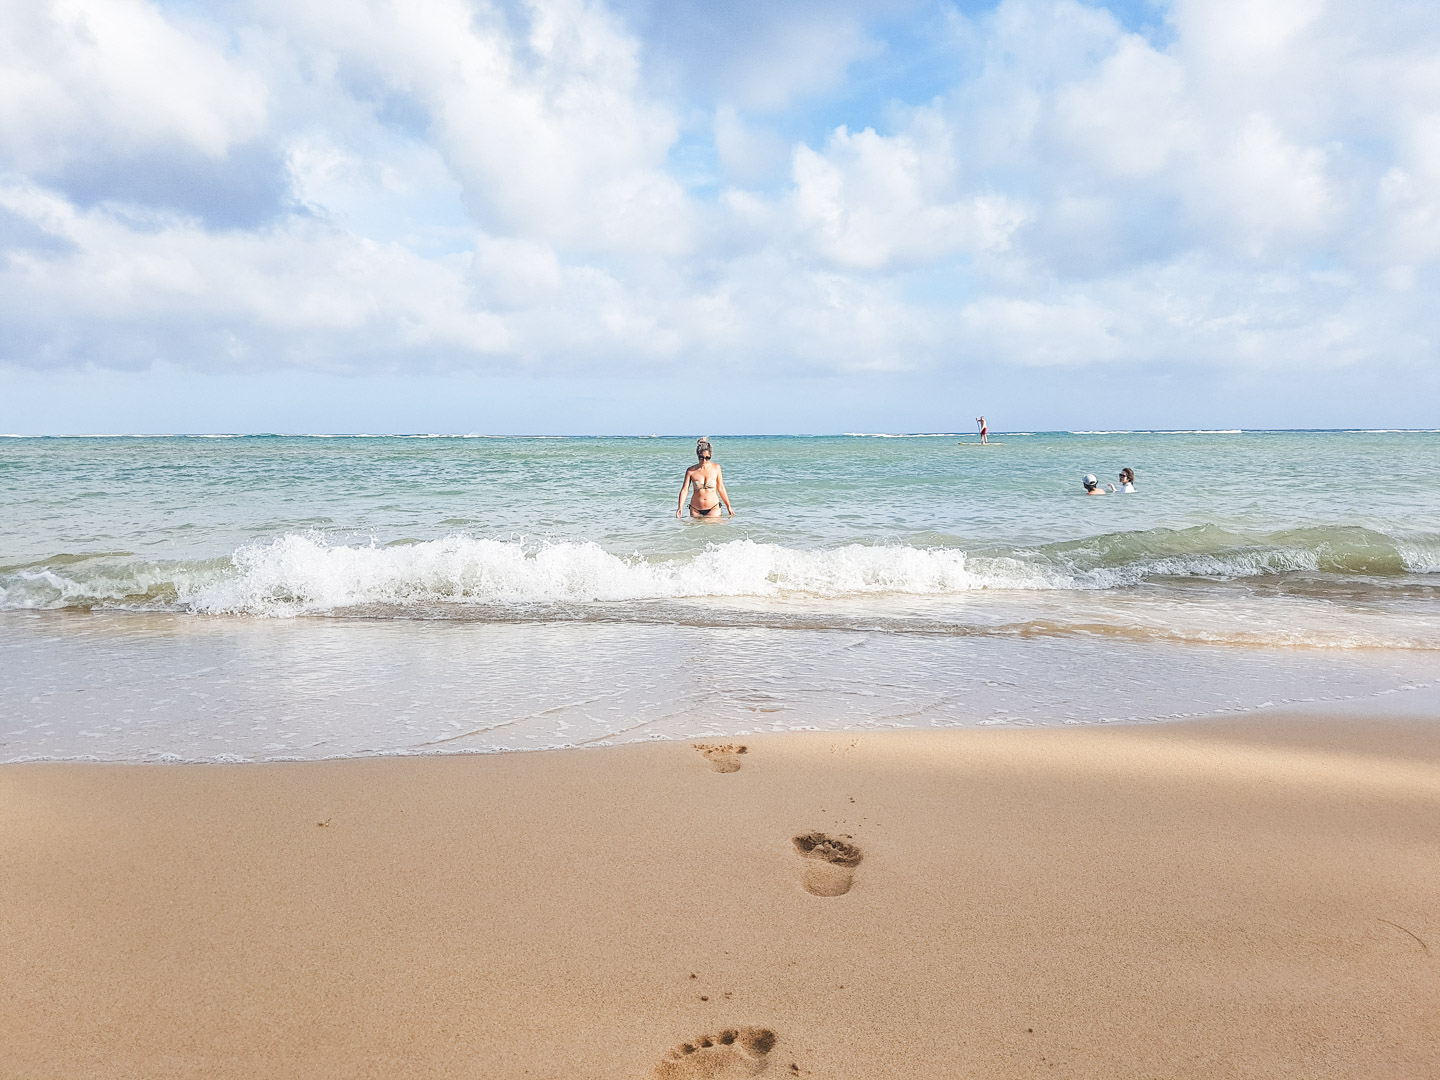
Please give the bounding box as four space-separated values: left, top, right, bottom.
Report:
691 504 722 517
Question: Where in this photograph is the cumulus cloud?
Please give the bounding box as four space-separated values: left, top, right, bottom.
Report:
713 105 790 187
0 177 507 369
0 0 268 170
0 0 1437 416
787 115 1029 269
1054 36 1189 179
263 0 693 254
611 0 889 112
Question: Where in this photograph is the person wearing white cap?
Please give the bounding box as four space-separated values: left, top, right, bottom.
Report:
677 437 735 518
1082 474 1114 495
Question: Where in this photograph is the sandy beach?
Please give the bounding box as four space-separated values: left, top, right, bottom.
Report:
2 712 1437 1079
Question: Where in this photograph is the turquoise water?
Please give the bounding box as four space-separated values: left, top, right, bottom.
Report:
3 431 1438 761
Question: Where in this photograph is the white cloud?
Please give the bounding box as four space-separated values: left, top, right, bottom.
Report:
957 294 1123 366
1200 113 1334 252
1055 36 1189 179
1176 0 1324 67
714 11 876 113
621 0 882 113
787 116 1029 270
944 0 1440 277
0 178 507 367
0 0 1438 419
285 131 473 252
1378 110 1440 263
263 0 692 255
472 235 565 308
0 0 267 171
713 106 790 186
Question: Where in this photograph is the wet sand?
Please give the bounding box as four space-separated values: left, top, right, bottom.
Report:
2 712 1437 1078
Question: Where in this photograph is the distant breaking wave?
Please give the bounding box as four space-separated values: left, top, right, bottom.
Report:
1 525 1437 619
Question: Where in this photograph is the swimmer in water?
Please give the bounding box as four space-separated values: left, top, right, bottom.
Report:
1082 473 1113 495
677 437 734 519
1117 467 1136 492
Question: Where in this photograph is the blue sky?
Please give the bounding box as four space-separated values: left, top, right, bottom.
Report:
0 0 1436 433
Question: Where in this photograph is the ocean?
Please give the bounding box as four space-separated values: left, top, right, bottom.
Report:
3 430 1438 762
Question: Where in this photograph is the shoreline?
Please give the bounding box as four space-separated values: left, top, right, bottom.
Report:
7 606 1440 765
3 711 1437 1078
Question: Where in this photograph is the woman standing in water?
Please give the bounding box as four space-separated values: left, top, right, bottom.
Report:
677 437 735 519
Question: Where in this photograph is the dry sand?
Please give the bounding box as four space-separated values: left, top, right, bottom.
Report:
2 712 1437 1079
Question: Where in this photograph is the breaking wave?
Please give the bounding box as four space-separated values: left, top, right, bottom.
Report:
1 524 1436 618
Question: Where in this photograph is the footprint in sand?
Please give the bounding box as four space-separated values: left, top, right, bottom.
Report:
654 1028 778 1078
695 743 748 773
792 832 862 897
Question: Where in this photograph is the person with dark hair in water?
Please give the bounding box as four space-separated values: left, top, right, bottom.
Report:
1117 467 1136 492
677 438 735 519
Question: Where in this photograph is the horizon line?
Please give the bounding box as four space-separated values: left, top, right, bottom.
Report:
4 428 1440 440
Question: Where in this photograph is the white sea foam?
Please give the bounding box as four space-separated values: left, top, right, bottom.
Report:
1068 429 1244 435
181 534 1066 615
1398 538 1440 574
3 529 1437 616
188 532 1431 616
6 610 1438 764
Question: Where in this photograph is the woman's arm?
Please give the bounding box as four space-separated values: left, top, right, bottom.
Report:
677 468 693 517
717 467 734 516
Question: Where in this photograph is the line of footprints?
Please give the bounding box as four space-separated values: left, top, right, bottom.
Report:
652 746 865 1077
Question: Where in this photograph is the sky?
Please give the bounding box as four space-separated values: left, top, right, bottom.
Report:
0 0 1437 433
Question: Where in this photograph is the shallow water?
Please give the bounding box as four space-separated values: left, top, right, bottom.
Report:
3 431 1437 761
